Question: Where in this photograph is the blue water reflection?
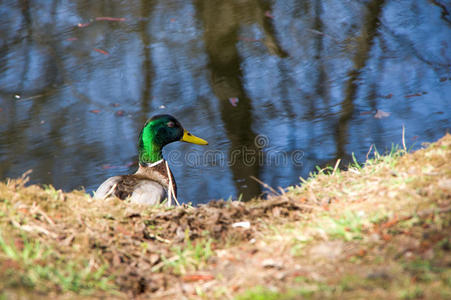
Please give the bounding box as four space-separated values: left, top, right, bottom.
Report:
0 0 450 204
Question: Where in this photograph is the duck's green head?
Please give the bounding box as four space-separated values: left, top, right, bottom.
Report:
138 114 208 164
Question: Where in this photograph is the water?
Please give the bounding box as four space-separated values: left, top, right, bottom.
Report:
0 0 450 205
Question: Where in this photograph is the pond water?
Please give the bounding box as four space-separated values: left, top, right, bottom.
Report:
0 0 450 205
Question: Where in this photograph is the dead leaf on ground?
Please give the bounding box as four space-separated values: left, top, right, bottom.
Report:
182 273 215 282
261 258 283 269
232 221 251 229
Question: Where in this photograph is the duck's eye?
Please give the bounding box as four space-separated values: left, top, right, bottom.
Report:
167 121 175 128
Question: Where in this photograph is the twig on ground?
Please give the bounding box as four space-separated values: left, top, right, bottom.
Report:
402 124 407 151
103 183 117 199
250 176 279 195
366 144 374 161
333 159 341 175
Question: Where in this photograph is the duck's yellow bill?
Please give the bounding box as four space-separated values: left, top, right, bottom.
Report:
181 130 208 145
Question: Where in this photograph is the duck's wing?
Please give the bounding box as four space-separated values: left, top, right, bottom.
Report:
94 176 123 200
129 180 167 205
94 175 167 205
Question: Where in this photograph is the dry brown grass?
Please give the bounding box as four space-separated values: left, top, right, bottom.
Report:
0 134 450 299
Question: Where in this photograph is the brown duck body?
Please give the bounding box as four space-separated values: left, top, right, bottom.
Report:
94 160 176 205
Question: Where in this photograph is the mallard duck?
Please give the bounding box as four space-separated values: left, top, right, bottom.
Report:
94 114 208 205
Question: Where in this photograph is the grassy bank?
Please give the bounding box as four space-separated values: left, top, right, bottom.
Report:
0 134 450 299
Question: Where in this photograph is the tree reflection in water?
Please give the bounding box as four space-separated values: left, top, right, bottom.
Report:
0 0 449 204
